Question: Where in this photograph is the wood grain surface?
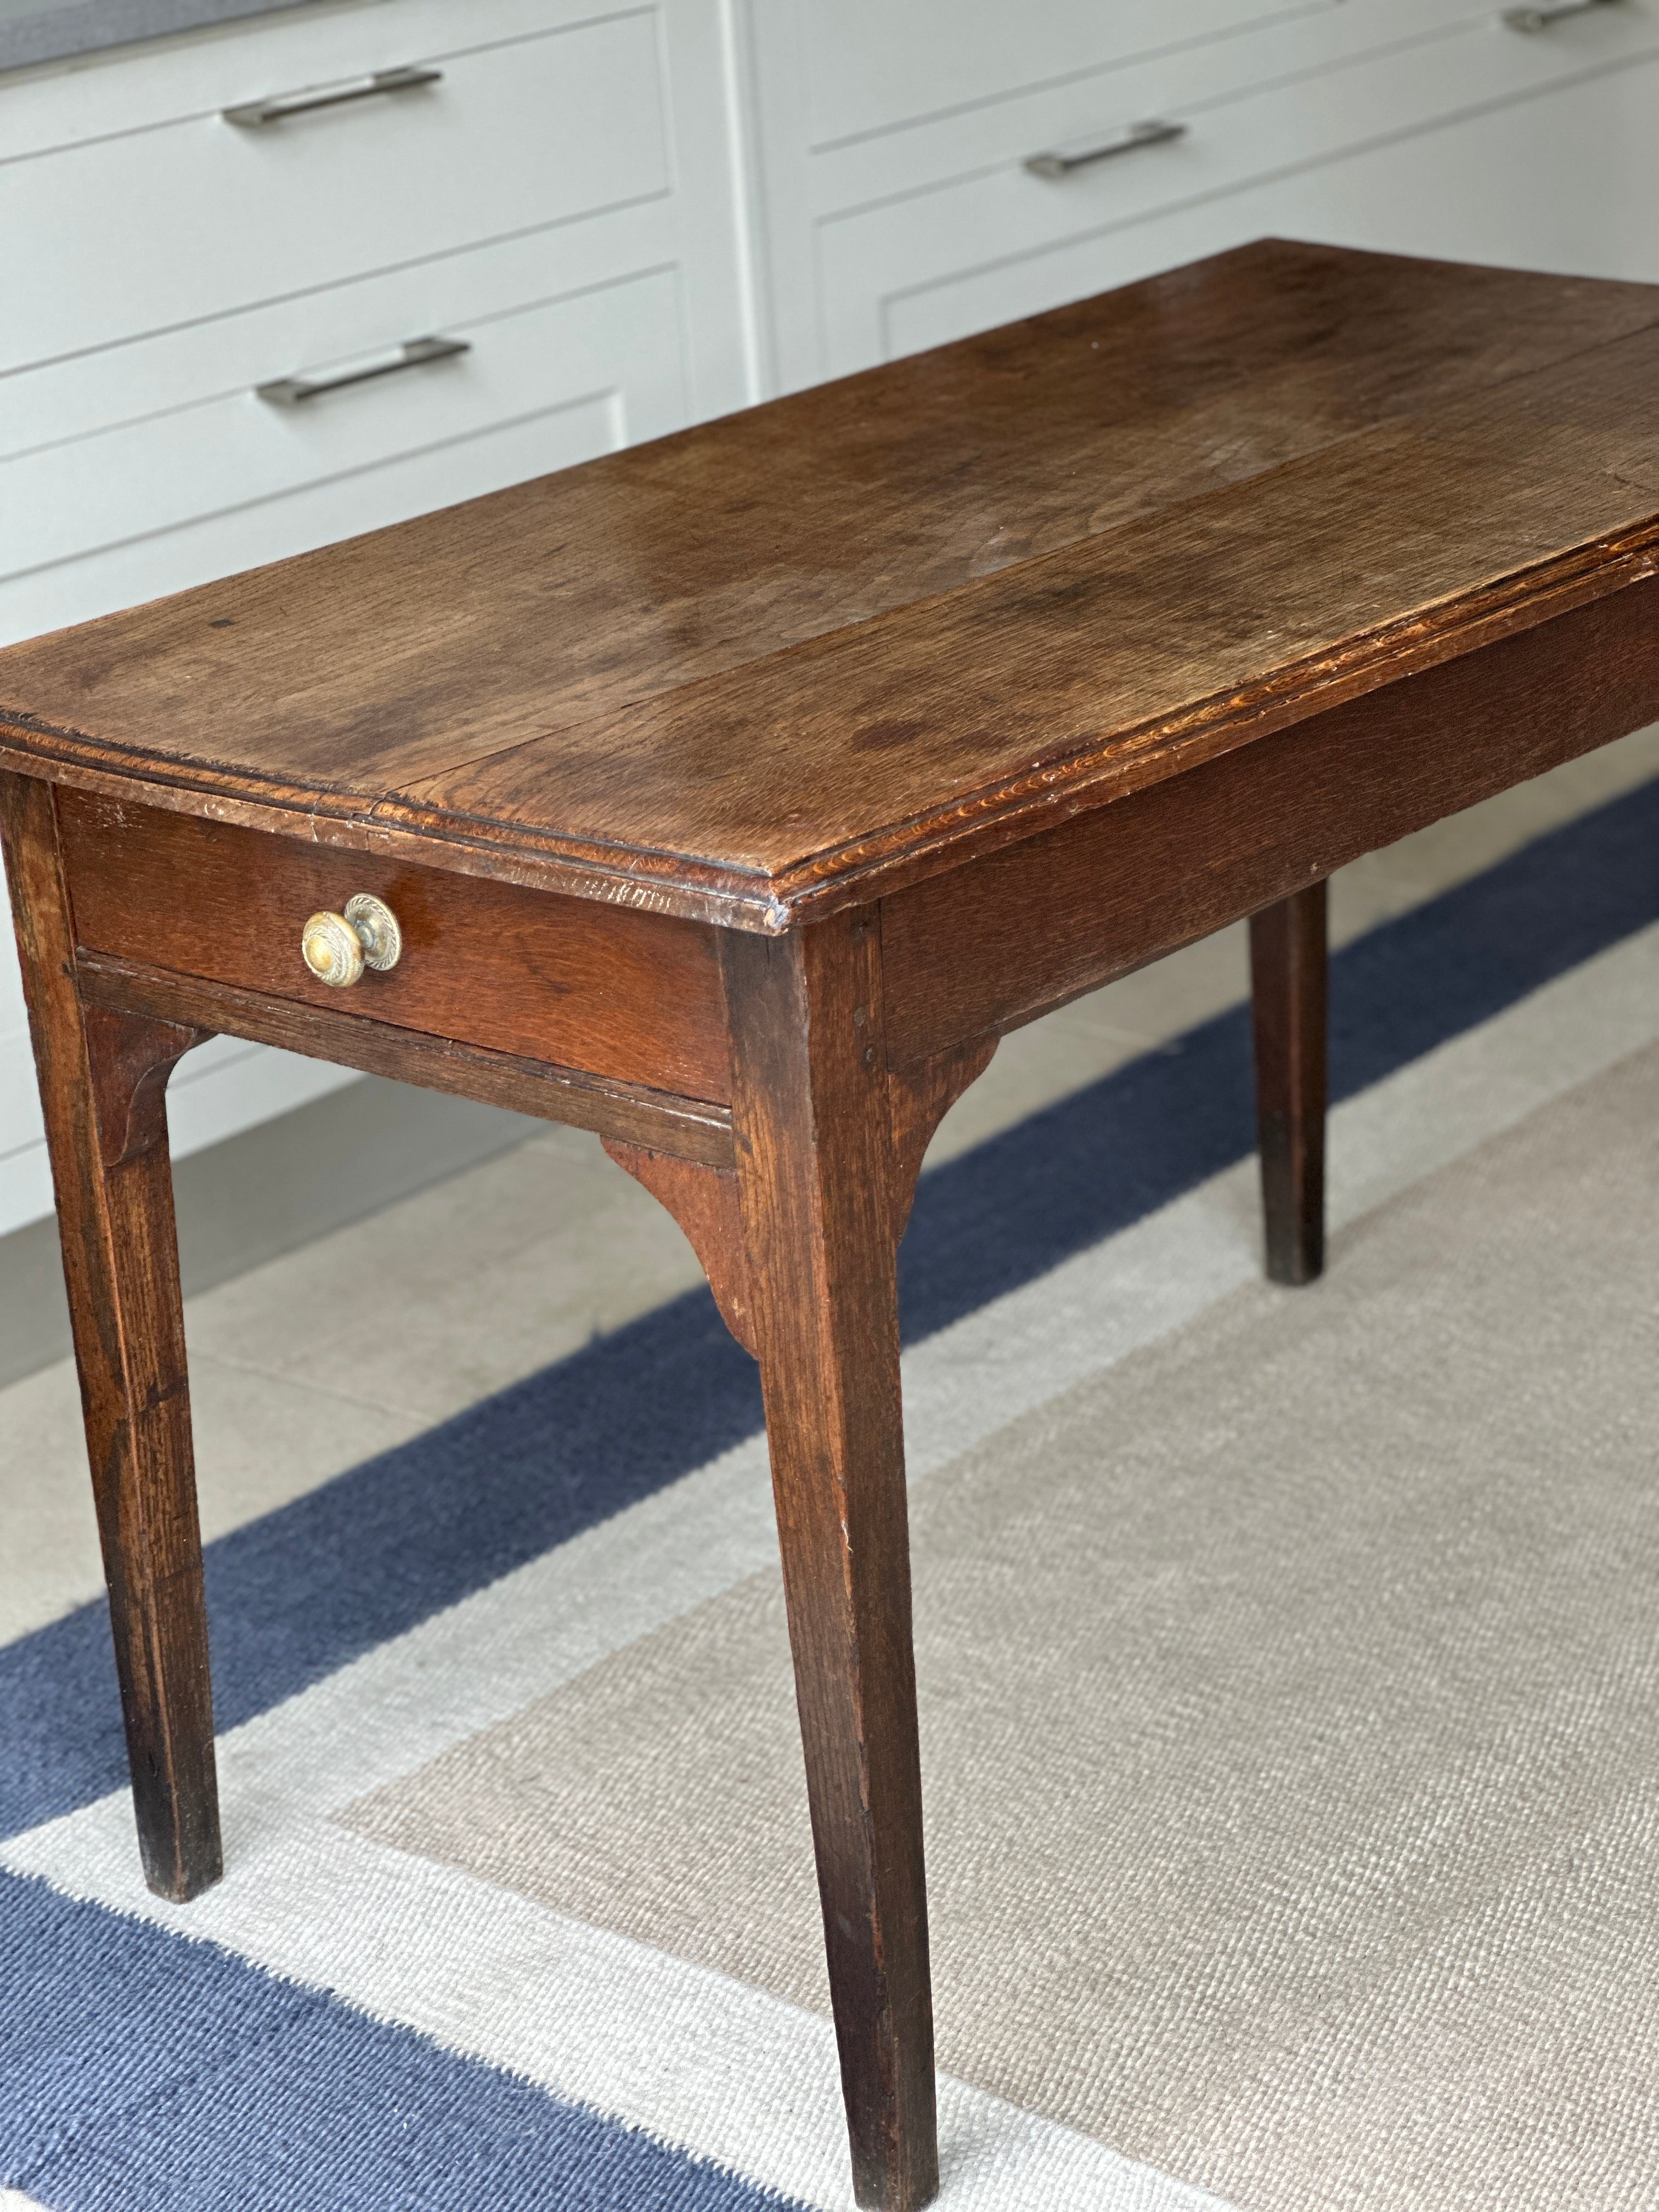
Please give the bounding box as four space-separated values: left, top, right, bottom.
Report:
75 954 736 1168
600 1142 756 1355
721 916 936 2210
3 242 1658 928
599 1030 1003 1361
0 772 222 1903
879 574 1659 1063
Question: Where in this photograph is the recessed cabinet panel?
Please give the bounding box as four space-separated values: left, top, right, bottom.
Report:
872 59 1659 368
0 264 686 646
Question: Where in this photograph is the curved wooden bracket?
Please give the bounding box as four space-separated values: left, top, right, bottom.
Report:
885 1032 998 1239
601 1140 759 1356
603 1030 997 1360
84 1003 215 1170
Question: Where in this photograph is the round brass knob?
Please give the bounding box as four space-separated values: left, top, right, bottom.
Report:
300 893 402 988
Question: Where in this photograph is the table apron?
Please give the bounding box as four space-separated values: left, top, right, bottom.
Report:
70 951 735 1167
879 573 1659 1065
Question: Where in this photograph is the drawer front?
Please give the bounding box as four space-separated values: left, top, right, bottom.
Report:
58 795 732 1104
0 184 681 465
0 5 666 377
0 262 684 648
812 2 1659 376
885 58 1659 366
797 0 1333 149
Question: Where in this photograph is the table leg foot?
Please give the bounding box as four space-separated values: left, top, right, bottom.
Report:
1249 878 1328 1286
1 773 221 1902
721 915 939 2212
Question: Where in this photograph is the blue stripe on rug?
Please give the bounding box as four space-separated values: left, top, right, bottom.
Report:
3 775 1656 1841
0 1868 804 2212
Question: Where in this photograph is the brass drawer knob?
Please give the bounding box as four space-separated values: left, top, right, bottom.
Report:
300 893 403 988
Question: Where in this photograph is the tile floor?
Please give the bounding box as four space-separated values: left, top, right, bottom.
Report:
4 722 1658 1646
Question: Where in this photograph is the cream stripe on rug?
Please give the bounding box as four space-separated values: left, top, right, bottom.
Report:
5 1803 1231 2212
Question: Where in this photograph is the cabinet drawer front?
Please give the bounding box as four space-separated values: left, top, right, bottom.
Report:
883 60 1659 369
0 6 666 377
815 4 1659 375
798 0 1331 149
0 264 684 648
1 193 681 465
58 796 732 1103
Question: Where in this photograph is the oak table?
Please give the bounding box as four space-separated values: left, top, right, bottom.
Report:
6 240 1659 2210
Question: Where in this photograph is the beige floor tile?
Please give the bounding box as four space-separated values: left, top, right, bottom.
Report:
188 1120 707 1425
0 1351 419 1643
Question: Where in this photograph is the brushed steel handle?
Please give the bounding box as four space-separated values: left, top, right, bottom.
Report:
1502 0 1620 25
256 335 470 407
224 64 441 128
301 895 403 988
1025 119 1187 179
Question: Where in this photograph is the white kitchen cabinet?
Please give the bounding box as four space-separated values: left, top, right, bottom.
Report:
1 7 669 376
792 0 1340 149
743 0 1659 387
0 0 754 1234
870 47 1659 365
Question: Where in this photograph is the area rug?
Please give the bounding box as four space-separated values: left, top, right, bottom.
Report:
3 780 1658 2211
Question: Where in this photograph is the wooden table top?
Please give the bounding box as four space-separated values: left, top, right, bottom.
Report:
3 239 1657 932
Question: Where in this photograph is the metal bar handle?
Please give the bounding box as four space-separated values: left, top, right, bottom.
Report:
1502 0 1620 27
224 64 441 129
256 335 470 407
1024 119 1186 179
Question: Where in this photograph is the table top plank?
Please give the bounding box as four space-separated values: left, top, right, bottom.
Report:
3 239 1657 928
401 323 1659 921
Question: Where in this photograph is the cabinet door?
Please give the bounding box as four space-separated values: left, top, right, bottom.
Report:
0 8 667 376
795 0 1329 147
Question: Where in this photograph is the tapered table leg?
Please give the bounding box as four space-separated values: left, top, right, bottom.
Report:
1 772 220 1901
1249 878 1328 1286
721 913 938 2212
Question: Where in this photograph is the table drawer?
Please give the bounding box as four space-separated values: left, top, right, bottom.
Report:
814 0 1659 375
57 795 732 1104
0 3 667 379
